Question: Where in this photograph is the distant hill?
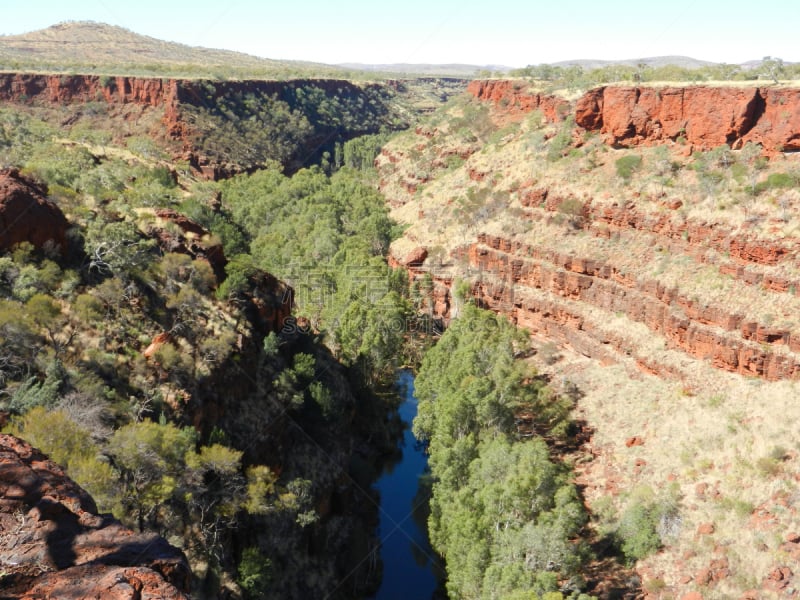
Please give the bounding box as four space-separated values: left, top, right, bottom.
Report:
550 55 717 70
0 23 785 81
0 21 346 79
339 63 512 77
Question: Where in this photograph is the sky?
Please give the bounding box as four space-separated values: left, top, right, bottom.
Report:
1 0 798 67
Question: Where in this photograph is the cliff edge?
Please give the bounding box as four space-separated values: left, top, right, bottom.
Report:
0 434 191 599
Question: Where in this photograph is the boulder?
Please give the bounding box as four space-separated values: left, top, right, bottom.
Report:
0 168 68 254
0 434 190 598
404 246 429 267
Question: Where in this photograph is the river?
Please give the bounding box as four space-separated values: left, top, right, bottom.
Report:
368 370 444 599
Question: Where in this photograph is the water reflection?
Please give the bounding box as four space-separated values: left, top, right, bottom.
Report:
368 371 445 599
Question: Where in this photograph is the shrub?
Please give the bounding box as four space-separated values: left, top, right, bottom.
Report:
74 293 104 321
546 117 574 162
558 197 586 227
5 407 118 512
615 154 642 181
616 500 662 562
238 547 272 598
615 485 679 563
756 172 796 193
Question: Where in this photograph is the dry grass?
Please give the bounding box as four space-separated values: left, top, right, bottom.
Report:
381 93 800 597
535 343 800 598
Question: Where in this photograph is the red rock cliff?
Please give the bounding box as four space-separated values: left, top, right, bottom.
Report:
469 80 800 153
0 73 179 106
575 86 800 153
467 79 571 122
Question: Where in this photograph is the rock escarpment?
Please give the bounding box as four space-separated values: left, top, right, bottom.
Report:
0 434 190 599
0 73 177 106
466 79 571 122
469 79 800 153
575 86 800 153
0 73 400 179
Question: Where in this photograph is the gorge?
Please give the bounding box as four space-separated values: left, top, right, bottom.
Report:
381 77 800 598
1 37 800 597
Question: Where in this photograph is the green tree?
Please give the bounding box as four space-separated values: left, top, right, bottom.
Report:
615 154 643 182
238 547 272 599
414 306 588 598
84 217 156 280
761 56 785 84
107 419 196 531
0 298 36 384
5 407 118 512
184 443 246 559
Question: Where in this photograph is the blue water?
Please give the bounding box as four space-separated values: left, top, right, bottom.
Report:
369 371 443 600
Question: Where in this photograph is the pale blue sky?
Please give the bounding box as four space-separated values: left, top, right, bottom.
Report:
1 0 797 67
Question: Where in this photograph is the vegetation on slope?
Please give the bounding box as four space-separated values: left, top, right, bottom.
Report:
414 304 593 599
0 21 349 80
0 101 410 598
183 80 404 173
380 80 800 597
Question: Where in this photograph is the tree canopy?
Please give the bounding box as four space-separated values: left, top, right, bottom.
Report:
414 305 590 598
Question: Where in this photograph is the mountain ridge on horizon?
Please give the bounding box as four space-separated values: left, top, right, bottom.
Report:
0 20 346 79
0 21 787 79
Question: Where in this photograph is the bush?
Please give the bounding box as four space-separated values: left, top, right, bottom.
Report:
756 172 797 193
615 486 679 563
5 407 118 512
238 547 272 598
546 117 575 162
615 154 642 181
616 500 661 561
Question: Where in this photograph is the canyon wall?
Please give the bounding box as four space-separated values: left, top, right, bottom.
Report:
385 79 800 598
388 79 800 383
468 79 800 153
0 73 395 178
0 73 178 106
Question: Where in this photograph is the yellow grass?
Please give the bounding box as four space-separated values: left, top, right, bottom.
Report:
381 93 800 597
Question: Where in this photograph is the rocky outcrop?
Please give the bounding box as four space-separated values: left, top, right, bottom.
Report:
469 80 800 153
466 79 571 122
0 434 190 599
245 271 294 336
464 234 800 380
149 208 227 283
740 88 800 152
143 332 174 360
574 86 763 149
403 246 428 267
393 226 800 382
0 168 69 253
